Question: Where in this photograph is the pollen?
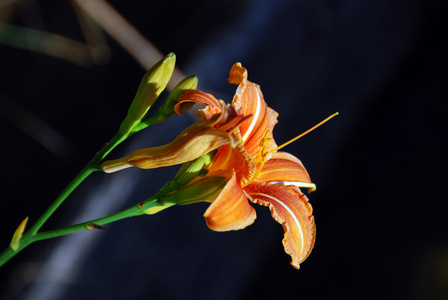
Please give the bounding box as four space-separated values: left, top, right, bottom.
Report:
249 130 273 184
257 130 272 164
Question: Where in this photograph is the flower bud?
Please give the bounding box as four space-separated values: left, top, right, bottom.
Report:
171 155 206 190
119 53 176 135
160 176 227 206
10 217 28 252
203 150 216 166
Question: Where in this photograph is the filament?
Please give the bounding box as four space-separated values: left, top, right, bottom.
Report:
267 112 339 156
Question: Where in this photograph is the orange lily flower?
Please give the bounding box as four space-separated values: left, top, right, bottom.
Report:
101 63 320 269
175 63 317 269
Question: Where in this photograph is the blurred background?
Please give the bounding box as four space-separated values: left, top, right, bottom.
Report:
1 0 447 299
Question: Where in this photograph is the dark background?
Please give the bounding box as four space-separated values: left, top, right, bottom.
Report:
1 0 447 299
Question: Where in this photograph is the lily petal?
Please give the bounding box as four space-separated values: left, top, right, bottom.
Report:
204 171 256 231
228 63 278 159
175 90 222 120
245 180 316 269
258 151 316 192
102 120 235 173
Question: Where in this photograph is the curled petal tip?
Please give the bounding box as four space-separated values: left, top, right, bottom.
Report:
228 62 247 85
159 75 199 117
175 90 221 119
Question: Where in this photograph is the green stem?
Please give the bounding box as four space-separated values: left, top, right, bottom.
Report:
28 132 126 237
33 203 148 241
0 199 161 267
27 165 96 237
0 131 127 267
0 111 173 267
131 112 168 134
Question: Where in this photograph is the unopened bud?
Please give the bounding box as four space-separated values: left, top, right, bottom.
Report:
171 156 205 189
119 53 176 135
160 176 227 206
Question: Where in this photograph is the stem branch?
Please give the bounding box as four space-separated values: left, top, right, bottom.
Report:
0 131 126 267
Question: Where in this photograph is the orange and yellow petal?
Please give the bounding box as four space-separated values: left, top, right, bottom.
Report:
102 121 235 173
257 151 316 192
228 63 278 158
228 62 247 85
203 171 256 231
245 180 316 269
175 90 222 120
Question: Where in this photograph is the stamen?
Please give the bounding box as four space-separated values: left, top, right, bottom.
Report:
246 130 271 186
245 113 338 188
267 112 339 155
256 130 272 163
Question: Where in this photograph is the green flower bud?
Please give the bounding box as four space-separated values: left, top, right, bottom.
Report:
203 150 216 166
160 176 227 206
171 155 206 189
119 53 176 135
141 153 219 215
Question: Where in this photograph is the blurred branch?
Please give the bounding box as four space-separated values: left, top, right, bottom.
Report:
72 0 185 90
0 22 93 66
1 0 185 88
70 1 111 65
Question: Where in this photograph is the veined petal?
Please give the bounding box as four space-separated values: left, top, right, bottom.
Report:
228 63 278 158
258 151 316 192
245 180 316 269
204 171 256 231
243 105 278 159
175 90 222 120
102 121 234 173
